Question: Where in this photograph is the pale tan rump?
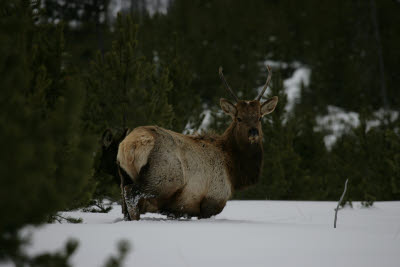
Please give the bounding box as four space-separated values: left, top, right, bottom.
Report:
117 127 155 179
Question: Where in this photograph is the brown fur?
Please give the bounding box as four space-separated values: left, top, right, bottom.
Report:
117 98 278 220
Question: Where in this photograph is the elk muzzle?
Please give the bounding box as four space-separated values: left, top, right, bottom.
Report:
248 128 260 143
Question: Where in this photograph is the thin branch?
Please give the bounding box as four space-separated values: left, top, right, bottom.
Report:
334 179 349 228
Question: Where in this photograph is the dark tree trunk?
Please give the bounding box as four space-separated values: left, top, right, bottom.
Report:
369 0 389 109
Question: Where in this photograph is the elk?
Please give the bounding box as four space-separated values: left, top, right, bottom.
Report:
116 66 278 220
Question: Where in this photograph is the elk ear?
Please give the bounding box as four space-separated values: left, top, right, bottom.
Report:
102 129 113 148
124 128 131 136
220 98 237 118
261 96 278 116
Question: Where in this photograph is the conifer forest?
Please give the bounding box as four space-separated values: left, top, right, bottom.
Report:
1 0 399 265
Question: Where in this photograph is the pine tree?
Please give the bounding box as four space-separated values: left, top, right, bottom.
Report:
290 83 331 200
84 13 174 132
330 114 400 204
0 0 95 262
43 0 111 67
158 34 203 132
84 13 175 203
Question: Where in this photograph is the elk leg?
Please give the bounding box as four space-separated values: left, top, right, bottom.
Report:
121 184 130 220
118 166 132 220
124 184 143 221
199 198 225 219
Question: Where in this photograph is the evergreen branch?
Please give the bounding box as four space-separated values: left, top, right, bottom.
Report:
82 199 113 213
103 240 131 267
49 214 83 224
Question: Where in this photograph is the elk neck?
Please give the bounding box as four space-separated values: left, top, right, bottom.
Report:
219 122 263 191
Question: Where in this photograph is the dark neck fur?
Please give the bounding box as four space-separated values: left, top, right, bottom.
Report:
219 122 263 191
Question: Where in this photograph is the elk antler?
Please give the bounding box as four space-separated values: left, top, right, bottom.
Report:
219 66 239 102
256 65 272 101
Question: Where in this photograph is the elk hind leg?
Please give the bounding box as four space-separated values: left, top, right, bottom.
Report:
199 198 225 219
118 166 133 220
123 183 145 221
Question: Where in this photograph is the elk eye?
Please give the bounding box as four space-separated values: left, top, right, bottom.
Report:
237 117 242 122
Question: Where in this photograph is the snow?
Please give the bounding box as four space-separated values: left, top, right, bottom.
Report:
198 109 213 132
21 201 400 267
260 59 399 150
315 106 399 149
283 67 311 112
315 105 360 148
109 0 168 18
263 60 303 70
262 60 311 112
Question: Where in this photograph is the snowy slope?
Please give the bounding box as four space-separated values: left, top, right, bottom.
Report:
22 201 400 267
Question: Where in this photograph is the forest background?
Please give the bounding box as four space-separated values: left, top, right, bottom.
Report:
1 0 399 264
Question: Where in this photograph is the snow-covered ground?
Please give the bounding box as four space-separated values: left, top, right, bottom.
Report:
20 201 400 267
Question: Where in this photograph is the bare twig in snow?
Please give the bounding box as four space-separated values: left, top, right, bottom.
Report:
334 179 349 228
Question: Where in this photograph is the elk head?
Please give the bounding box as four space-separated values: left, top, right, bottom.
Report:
219 66 278 148
97 128 130 181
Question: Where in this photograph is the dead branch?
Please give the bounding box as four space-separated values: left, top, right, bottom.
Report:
334 179 349 228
